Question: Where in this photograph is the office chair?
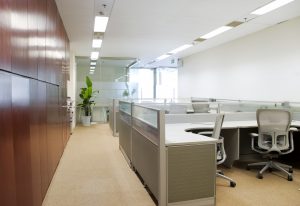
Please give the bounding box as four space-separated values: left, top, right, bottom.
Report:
191 98 210 113
199 114 236 187
247 109 297 181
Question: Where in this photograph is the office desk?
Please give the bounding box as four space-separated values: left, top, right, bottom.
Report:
164 124 217 206
166 120 300 168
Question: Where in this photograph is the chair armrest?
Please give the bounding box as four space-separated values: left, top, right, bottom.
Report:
289 127 298 132
198 131 213 136
250 133 258 137
249 133 269 154
280 130 295 155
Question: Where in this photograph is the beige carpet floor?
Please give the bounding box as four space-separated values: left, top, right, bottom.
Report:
43 124 300 206
42 124 155 206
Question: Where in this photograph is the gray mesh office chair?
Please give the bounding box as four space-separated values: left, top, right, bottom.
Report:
247 109 297 181
199 114 236 187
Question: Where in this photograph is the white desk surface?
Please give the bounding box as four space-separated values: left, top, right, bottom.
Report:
165 120 300 146
165 123 217 146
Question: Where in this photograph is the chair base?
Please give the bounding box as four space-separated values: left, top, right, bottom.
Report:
247 161 293 181
217 170 236 187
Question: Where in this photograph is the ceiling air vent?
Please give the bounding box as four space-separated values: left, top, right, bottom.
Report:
226 21 243 27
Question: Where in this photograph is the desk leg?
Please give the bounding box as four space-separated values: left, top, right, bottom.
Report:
222 129 239 168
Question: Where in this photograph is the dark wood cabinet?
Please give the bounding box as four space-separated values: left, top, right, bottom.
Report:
0 72 17 206
0 0 12 71
0 0 70 205
38 82 50 198
11 0 29 76
30 79 43 206
37 0 47 81
12 75 33 206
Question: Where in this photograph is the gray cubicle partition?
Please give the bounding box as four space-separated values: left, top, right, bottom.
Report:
131 104 166 206
109 99 119 137
131 105 217 206
118 100 133 164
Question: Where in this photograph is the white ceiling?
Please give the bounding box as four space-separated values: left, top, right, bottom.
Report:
56 0 300 67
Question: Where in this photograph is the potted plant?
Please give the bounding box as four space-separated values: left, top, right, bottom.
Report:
122 82 136 98
78 76 99 126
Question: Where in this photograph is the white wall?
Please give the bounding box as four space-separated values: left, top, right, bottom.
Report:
68 52 77 129
179 16 300 102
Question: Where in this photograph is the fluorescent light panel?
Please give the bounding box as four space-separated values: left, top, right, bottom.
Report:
156 54 171 61
92 39 102 48
90 51 99 60
90 62 96 66
251 0 294 15
201 26 232 39
169 44 193 54
94 16 109 32
90 66 95 69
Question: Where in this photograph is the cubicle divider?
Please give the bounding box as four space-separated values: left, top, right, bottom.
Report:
108 100 114 133
109 99 120 137
118 100 133 164
131 103 166 205
130 104 218 206
117 98 300 206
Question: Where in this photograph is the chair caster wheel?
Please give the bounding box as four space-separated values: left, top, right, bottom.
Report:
218 171 224 175
257 174 263 179
289 168 293 173
288 175 293 181
230 181 236 187
246 166 250 170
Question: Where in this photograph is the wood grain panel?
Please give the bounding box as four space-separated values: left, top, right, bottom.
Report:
46 0 56 84
47 84 63 178
0 0 70 204
0 72 17 206
37 0 47 81
38 81 49 198
30 79 42 206
27 0 38 78
0 0 12 71
12 75 33 206
11 0 29 76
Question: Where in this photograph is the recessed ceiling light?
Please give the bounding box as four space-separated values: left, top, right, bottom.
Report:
201 26 232 39
251 0 294 15
90 52 99 60
156 54 171 61
90 66 95 69
90 62 96 66
92 39 102 48
169 44 193 54
94 16 109 32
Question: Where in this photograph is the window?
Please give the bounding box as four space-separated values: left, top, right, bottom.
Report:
129 69 154 99
156 68 178 99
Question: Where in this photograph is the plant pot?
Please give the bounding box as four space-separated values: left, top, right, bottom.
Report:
81 116 91 126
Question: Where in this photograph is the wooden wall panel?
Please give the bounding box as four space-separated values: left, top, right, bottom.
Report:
0 0 12 71
0 0 70 205
29 79 43 206
38 82 49 198
0 72 17 206
46 0 57 84
11 75 33 206
11 0 29 76
37 0 47 81
27 0 38 78
47 84 63 178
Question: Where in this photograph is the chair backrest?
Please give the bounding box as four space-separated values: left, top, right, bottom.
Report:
192 103 210 113
256 109 291 151
212 114 225 139
169 104 187 114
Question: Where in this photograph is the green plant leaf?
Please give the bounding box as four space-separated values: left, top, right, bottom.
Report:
86 76 92 87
